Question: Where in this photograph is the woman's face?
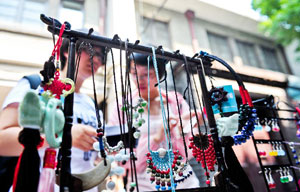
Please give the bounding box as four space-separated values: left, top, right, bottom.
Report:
130 61 158 100
76 47 103 80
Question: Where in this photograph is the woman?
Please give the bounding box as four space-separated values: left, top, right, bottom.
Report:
108 52 201 191
0 38 105 192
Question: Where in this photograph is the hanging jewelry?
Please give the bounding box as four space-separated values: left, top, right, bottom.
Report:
146 149 185 190
254 117 263 131
272 119 280 132
169 59 193 184
144 47 179 191
278 167 288 183
264 118 271 132
189 134 216 171
286 167 293 182
259 150 267 158
130 98 147 139
233 104 257 145
289 142 300 165
258 142 267 158
269 142 278 157
187 56 215 185
268 168 276 189
277 142 286 156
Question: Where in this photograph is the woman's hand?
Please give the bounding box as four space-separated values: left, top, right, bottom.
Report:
71 124 97 151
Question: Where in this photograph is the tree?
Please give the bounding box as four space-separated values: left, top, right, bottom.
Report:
252 0 300 53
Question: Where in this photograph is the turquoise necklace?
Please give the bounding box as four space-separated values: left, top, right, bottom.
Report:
145 47 184 191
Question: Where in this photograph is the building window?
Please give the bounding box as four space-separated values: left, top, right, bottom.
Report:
0 0 47 28
140 17 171 49
59 0 84 29
261 47 284 72
207 32 233 63
236 41 259 67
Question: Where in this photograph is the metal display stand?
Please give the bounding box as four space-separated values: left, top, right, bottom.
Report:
40 14 243 192
252 96 300 192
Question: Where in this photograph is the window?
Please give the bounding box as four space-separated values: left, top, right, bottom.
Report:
207 32 233 62
0 0 47 28
59 0 84 29
236 41 259 67
261 47 284 72
140 17 171 49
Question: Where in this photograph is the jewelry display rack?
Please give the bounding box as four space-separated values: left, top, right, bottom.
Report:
40 13 296 192
252 96 300 192
40 14 229 192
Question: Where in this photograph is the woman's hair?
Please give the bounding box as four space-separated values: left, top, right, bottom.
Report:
59 29 106 70
128 52 168 80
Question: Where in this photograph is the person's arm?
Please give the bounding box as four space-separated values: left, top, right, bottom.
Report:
0 104 24 156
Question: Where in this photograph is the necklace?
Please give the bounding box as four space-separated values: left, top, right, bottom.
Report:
145 47 183 191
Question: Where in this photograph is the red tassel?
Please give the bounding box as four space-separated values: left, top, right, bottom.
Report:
239 86 246 105
12 153 23 192
13 128 42 192
243 89 253 107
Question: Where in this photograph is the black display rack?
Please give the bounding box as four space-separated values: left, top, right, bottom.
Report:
252 96 300 192
40 14 231 192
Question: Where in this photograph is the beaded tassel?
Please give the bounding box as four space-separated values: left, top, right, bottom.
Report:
233 105 257 145
189 134 216 171
146 149 185 191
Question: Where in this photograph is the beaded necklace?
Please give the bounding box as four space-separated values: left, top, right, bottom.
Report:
145 47 181 191
183 56 215 185
199 51 257 145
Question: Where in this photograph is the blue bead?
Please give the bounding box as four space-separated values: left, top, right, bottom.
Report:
161 186 166 190
174 183 177 188
294 154 298 159
155 185 160 190
296 161 300 165
292 149 296 153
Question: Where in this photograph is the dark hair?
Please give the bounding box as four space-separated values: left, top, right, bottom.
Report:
59 30 106 70
128 52 168 80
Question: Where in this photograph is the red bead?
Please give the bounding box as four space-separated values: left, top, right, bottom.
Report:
179 172 183 176
174 151 178 155
205 172 209 176
97 132 103 137
206 180 211 185
172 164 175 168
150 177 155 181
167 169 170 174
146 152 150 157
156 181 160 185
189 137 193 141
153 166 156 170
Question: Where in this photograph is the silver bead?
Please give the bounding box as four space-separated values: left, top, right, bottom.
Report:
106 180 115 190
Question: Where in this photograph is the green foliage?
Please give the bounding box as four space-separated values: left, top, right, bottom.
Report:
252 0 300 52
